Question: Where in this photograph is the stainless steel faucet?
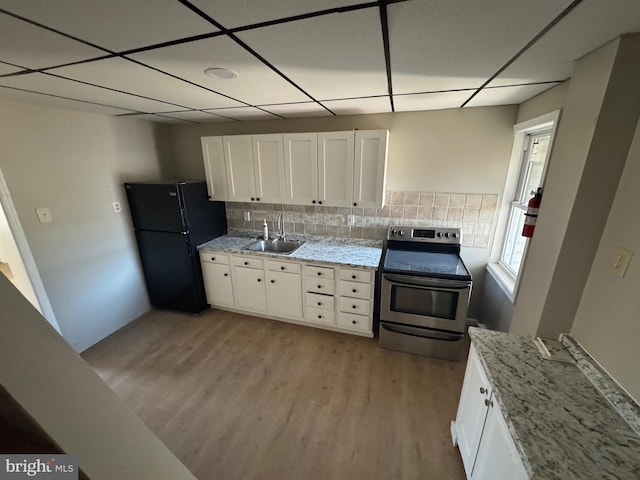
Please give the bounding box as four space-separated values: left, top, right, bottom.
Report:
276 213 285 240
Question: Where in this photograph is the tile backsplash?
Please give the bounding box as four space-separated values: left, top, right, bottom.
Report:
225 191 499 248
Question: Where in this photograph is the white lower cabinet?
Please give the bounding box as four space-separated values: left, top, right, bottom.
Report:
201 253 374 337
453 344 528 480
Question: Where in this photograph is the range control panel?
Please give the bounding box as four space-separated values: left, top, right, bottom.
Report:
387 226 462 244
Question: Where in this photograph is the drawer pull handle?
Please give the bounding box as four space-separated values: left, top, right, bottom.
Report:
244 261 249 266
312 200 316 204
281 266 285 270
223 273 228 277
352 288 357 293
352 320 357 325
317 302 322 306
251 197 255 201
318 315 322 319
257 278 262 282
317 285 322 289
270 280 275 283
352 305 357 309
211 257 215 261
351 275 356 279
318 201 323 205
480 387 486 395
317 272 322 276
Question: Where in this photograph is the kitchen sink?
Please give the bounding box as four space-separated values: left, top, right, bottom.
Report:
245 239 306 255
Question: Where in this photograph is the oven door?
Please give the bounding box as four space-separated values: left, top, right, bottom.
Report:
380 273 471 332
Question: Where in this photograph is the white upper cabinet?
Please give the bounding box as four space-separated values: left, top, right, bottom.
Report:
202 129 388 208
318 131 355 207
201 136 229 201
223 135 257 202
353 130 388 209
252 134 286 204
284 132 318 206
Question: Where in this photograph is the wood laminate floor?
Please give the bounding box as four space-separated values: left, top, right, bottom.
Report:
83 309 467 480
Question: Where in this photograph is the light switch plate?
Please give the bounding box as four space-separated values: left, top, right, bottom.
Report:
36 207 52 223
612 246 633 278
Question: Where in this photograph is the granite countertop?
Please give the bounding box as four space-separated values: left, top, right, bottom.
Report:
468 327 640 480
198 230 382 270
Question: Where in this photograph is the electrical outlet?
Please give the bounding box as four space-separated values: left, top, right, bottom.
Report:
35 207 52 223
244 211 251 221
112 201 122 213
347 215 356 226
612 247 633 278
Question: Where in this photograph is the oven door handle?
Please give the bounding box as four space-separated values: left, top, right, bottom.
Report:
380 323 464 341
383 274 471 290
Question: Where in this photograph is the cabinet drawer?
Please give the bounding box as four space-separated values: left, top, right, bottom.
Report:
200 252 229 265
339 268 372 283
338 296 370 315
338 280 372 299
304 265 335 279
337 312 370 332
231 255 264 270
306 307 335 326
304 277 335 295
265 259 302 274
305 292 335 311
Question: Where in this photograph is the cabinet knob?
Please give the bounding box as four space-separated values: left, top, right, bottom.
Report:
318 201 323 205
484 399 493 407
352 305 357 309
352 320 357 325
353 202 357 207
281 266 285 270
317 302 322 306
480 387 486 395
244 261 249 265
317 285 322 289
257 278 262 282
270 279 275 283
256 198 260 201
351 275 356 279
352 288 357 293
251 197 255 201
208 195 211 199
317 272 322 276
211 257 215 261
223 273 228 277
318 315 322 319
312 200 316 204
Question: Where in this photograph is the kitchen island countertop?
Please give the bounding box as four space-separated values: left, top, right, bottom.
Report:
198 231 382 270
468 327 640 480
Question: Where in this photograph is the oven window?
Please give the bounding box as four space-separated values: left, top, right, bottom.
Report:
390 285 458 320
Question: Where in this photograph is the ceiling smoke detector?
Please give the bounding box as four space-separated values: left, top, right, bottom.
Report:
204 67 238 79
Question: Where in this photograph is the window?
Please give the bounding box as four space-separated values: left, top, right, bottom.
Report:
487 111 559 300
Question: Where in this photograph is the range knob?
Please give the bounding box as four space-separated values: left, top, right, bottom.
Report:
452 232 458 238
436 232 442 238
444 232 450 238
391 229 397 236
399 230 404 236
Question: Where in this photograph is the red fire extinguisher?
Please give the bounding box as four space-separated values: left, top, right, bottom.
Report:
522 188 543 238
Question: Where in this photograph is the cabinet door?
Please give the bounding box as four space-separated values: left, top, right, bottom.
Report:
232 266 267 312
283 133 318 205
252 134 286 204
223 135 257 202
201 136 229 201
266 271 303 319
318 131 354 207
471 395 528 480
353 130 388 209
202 262 234 307
453 344 492 478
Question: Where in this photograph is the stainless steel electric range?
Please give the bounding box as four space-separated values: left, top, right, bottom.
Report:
378 225 472 361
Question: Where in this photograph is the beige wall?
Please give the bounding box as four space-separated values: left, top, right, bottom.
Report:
171 106 518 194
0 98 174 351
0 274 196 479
571 118 640 402
510 38 621 337
516 81 570 124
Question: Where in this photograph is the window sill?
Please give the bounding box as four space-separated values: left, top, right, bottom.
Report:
486 263 516 303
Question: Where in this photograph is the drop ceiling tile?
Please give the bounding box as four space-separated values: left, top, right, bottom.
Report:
466 83 561 107
388 0 574 94
190 0 365 29
394 90 475 112
321 97 391 115
130 35 309 105
203 107 280 121
51 57 244 110
0 72 181 113
260 102 332 118
0 85 135 116
0 0 217 52
237 8 388 100
155 110 233 123
0 13 105 69
0 62 23 75
489 0 640 86
122 114 194 125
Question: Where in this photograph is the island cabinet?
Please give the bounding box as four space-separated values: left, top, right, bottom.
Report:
452 344 528 480
203 130 388 208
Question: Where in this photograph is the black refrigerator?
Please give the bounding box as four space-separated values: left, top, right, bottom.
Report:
125 181 227 314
